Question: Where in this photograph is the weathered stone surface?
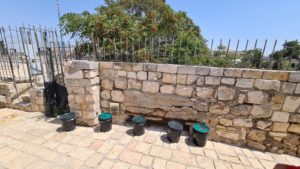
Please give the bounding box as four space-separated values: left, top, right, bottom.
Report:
272 122 289 132
217 86 236 101
210 68 224 76
127 72 137 79
127 79 142 89
284 135 300 147
193 101 209 112
288 124 300 134
236 79 254 88
111 90 124 102
219 119 233 126
162 73 177 84
196 67 210 75
269 132 288 138
216 128 240 140
251 106 272 118
186 75 198 85
224 68 243 77
100 69 117 77
176 74 187 84
157 64 178 73
247 130 266 142
295 84 300 94
126 106 153 115
221 78 235 85
100 61 113 69
160 85 175 94
64 70 83 79
209 102 230 114
148 72 161 81
65 78 99 87
247 140 266 151
256 121 272 130
205 76 221 85
271 111 290 122
142 81 160 93
178 66 196 74
238 94 246 104
254 79 281 91
282 82 296 93
137 71 147 80
101 100 109 108
132 63 143 71
269 95 285 110
246 91 268 104
231 105 252 116
282 96 300 112
196 76 205 85
124 90 193 109
233 119 253 127
115 77 127 89
196 87 214 99
65 60 98 72
101 90 111 100
101 79 114 90
289 114 300 123
143 63 157 72
289 72 300 82
242 69 263 79
263 71 289 81
175 85 193 97
165 107 199 121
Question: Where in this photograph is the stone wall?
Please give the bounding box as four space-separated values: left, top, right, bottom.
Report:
29 87 45 112
98 61 300 156
0 82 14 108
64 60 100 126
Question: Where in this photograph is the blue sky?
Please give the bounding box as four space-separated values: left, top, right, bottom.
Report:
0 0 299 51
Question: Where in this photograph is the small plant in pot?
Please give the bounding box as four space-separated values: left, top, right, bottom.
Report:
98 112 112 132
193 114 209 147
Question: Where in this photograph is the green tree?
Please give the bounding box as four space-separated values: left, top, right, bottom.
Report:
61 0 208 62
240 49 262 68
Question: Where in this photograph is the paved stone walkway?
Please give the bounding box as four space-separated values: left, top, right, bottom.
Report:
0 108 300 169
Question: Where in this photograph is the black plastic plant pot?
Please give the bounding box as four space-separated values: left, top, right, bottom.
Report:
98 112 112 132
132 115 146 136
193 123 209 147
58 112 76 132
167 120 183 143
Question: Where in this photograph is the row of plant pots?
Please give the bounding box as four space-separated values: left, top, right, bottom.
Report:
57 112 209 147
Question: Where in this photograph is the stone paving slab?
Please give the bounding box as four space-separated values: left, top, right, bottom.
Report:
0 108 300 169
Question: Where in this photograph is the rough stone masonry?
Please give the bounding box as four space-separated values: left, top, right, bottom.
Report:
64 60 300 157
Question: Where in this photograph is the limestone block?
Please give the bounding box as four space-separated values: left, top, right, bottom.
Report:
148 72 160 81
117 70 127 77
256 121 272 130
282 96 300 112
263 71 289 81
224 68 243 77
246 91 268 104
196 76 205 85
137 71 147 80
247 130 266 142
233 119 253 127
254 79 281 91
217 86 236 101
205 76 221 85
196 87 214 99
31 104 39 112
176 74 187 85
216 128 240 140
196 67 210 75
177 66 196 75
86 86 99 95
142 81 160 93
295 84 300 94
289 72 300 82
65 77 99 87
236 78 254 88
247 141 266 151
282 82 296 93
242 69 263 79
143 63 157 72
238 94 246 104
210 67 224 76
157 64 178 73
111 90 125 102
269 95 285 110
64 60 98 72
162 73 177 84
64 70 83 79
186 75 198 85
231 105 252 116
75 95 84 103
272 122 289 132
250 106 272 118
288 124 300 134
115 77 127 89
221 78 235 85
132 63 143 71
101 79 114 90
290 115 300 123
193 101 209 111
100 62 113 69
100 69 117 77
127 79 142 89
101 100 110 108
83 70 98 79
209 102 230 114
101 90 111 100
82 111 97 119
175 85 193 97
127 72 137 79
165 107 198 121
271 111 290 122
269 132 288 138
219 119 233 126
160 85 175 94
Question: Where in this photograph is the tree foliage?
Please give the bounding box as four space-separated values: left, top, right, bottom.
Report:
61 0 208 62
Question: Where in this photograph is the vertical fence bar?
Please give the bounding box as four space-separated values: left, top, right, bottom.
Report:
244 39 249 51
0 28 12 79
171 38 174 64
260 39 267 68
219 39 222 52
33 26 45 84
254 39 258 49
234 39 240 66
9 26 21 81
226 39 231 56
16 26 27 81
19 27 33 86
0 28 9 80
